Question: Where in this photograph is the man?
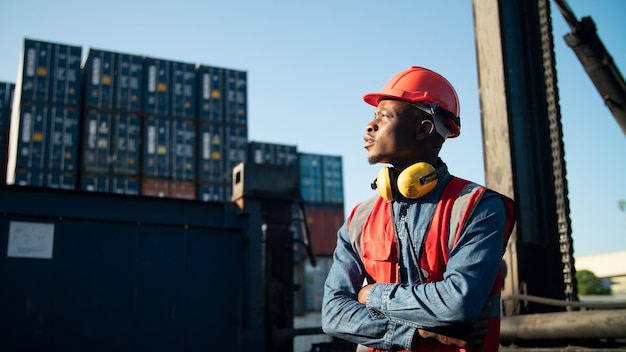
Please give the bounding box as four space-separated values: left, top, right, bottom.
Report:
321 66 515 351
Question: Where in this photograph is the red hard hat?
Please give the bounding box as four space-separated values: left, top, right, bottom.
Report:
363 66 461 138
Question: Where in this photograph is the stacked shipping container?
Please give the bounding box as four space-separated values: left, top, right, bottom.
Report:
298 152 345 311
2 38 346 315
81 48 143 194
196 66 248 202
141 57 197 199
6 39 82 189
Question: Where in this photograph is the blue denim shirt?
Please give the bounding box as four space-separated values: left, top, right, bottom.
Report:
321 172 506 350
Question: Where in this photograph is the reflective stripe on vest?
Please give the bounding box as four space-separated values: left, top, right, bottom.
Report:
348 177 515 352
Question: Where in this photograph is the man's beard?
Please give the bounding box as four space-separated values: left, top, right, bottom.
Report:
368 154 382 165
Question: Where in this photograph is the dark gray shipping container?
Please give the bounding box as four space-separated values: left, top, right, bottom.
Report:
16 39 82 106
83 48 143 112
0 185 263 351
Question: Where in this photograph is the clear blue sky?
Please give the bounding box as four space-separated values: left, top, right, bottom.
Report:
1 0 624 257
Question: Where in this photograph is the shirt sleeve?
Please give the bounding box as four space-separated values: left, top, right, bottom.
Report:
321 221 419 351
366 192 506 328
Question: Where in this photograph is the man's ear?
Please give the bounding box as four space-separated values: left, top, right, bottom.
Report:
416 119 435 140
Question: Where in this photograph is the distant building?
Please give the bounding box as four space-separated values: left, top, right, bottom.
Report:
575 250 626 294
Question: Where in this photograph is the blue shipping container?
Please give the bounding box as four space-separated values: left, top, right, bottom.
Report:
83 49 143 112
83 110 140 175
197 123 223 183
143 117 170 178
322 155 344 204
143 57 196 118
197 65 224 123
171 119 196 180
112 113 140 176
171 61 196 119
18 39 82 106
14 168 75 189
14 104 79 172
83 110 113 173
81 173 139 195
298 153 323 203
224 124 248 182
248 141 298 167
197 181 231 202
224 69 247 125
143 117 196 180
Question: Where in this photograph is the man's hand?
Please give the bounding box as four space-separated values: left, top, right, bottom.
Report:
357 284 373 304
416 300 491 348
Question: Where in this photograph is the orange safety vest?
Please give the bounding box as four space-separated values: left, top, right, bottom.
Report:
348 177 515 352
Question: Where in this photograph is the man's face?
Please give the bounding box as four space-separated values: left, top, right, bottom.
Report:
363 99 424 167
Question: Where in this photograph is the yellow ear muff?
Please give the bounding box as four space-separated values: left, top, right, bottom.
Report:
396 162 437 199
375 167 394 201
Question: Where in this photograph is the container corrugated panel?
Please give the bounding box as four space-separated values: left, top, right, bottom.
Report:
171 119 196 180
83 49 143 112
111 113 140 176
143 117 170 178
224 124 248 182
83 49 115 110
115 52 143 112
304 205 345 256
224 69 247 125
82 110 112 173
18 39 82 106
197 123 223 183
83 111 141 175
143 58 196 118
248 141 298 167
198 181 231 202
322 155 344 204
171 61 196 119
299 153 323 203
46 106 79 172
14 104 79 172
81 173 139 195
143 57 170 116
197 65 223 123
141 178 196 200
14 168 75 189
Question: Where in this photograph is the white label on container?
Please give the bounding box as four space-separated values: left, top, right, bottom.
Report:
26 48 36 77
202 132 210 159
21 112 32 142
203 73 211 99
88 119 97 148
148 65 157 93
92 57 101 85
7 221 55 259
147 126 156 154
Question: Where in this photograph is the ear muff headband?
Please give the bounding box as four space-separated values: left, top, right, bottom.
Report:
371 162 446 200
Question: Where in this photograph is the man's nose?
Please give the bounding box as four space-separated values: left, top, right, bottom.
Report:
366 121 378 132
